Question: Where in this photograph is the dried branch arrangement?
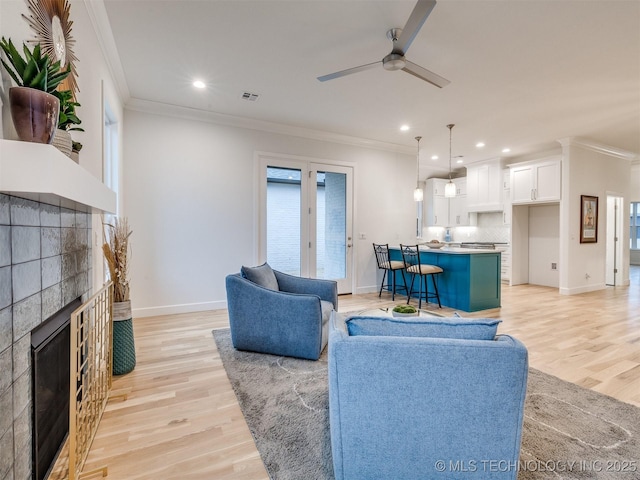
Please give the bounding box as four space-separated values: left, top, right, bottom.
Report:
102 217 132 302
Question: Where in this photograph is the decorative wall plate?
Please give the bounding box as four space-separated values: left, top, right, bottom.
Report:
23 0 78 96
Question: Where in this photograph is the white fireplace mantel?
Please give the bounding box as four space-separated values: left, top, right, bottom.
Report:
0 139 116 213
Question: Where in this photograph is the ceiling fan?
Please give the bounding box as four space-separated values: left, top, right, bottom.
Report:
317 0 450 88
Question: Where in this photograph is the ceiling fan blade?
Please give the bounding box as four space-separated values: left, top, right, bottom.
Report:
317 61 380 82
402 60 450 88
393 0 437 55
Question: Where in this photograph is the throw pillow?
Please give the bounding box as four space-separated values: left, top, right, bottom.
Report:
241 263 279 291
346 316 501 341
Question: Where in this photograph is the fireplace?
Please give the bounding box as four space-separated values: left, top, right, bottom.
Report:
0 194 93 480
31 298 82 480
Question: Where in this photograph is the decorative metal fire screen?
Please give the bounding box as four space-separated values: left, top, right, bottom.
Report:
68 282 113 480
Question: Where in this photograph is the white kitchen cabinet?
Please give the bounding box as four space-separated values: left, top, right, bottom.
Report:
428 195 449 226
425 178 475 227
429 178 450 197
510 157 561 205
502 169 511 225
495 245 511 283
466 159 503 212
450 178 474 226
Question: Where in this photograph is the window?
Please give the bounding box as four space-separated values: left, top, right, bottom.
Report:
631 202 640 250
103 98 119 215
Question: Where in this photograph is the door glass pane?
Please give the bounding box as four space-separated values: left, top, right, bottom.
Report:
631 203 639 250
316 171 346 280
266 167 301 275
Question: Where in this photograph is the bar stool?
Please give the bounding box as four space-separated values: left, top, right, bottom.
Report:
373 243 408 301
400 244 443 309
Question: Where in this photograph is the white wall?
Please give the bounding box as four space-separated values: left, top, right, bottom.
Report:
123 107 416 317
632 163 640 202
0 0 125 292
559 140 632 294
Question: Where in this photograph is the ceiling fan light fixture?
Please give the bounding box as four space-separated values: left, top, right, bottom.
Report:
383 53 406 71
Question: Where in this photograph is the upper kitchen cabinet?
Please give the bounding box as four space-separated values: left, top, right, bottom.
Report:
425 178 475 227
510 157 561 205
466 159 503 212
428 178 451 197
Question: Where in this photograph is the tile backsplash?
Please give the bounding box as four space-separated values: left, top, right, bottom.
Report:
423 212 510 244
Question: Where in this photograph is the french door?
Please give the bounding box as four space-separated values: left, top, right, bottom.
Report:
258 154 353 294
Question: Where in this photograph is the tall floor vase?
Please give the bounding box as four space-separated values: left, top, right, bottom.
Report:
112 300 136 375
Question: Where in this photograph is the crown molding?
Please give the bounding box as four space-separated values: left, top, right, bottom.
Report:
84 0 131 102
557 137 639 161
124 98 415 155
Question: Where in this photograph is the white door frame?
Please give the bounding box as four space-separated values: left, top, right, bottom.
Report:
256 152 355 294
606 195 623 286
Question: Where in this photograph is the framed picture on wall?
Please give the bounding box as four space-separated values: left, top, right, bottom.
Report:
580 195 598 243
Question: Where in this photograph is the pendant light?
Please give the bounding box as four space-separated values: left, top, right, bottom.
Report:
413 136 423 202
444 124 457 198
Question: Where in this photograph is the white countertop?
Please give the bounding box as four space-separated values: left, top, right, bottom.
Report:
390 245 501 254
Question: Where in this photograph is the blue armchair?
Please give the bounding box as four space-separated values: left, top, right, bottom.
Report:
225 266 338 360
328 313 528 480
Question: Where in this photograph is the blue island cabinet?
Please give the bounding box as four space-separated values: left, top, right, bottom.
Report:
389 248 501 312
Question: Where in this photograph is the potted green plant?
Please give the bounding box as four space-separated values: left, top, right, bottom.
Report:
102 217 136 375
0 37 70 144
52 89 84 157
392 304 419 317
71 141 83 163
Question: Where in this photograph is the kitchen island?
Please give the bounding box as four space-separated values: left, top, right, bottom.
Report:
389 246 501 312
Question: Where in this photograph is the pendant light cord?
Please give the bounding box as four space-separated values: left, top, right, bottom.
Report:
447 124 454 181
415 136 422 188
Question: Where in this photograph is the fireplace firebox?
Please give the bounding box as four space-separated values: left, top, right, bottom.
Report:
31 298 82 480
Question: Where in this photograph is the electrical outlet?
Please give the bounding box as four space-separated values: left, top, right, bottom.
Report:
551 263 557 270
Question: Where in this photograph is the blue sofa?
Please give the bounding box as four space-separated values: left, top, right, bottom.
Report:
225 266 337 360
328 313 528 480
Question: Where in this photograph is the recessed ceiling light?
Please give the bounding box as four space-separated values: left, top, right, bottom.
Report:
193 80 206 89
456 159 464 164
400 125 410 131
476 142 485 148
431 155 438 160
502 148 511 153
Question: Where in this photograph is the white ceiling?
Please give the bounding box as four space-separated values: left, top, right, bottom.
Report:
100 0 640 174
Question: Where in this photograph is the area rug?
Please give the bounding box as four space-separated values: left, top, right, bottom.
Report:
213 328 640 479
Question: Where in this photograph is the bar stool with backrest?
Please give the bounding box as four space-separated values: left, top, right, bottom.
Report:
400 244 443 309
372 243 408 301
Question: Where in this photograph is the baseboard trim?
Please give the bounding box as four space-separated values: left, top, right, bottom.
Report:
355 285 379 295
559 283 606 295
133 300 227 318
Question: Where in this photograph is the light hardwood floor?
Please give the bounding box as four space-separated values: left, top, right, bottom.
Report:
78 268 639 479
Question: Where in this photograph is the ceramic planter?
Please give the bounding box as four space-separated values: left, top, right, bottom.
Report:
112 300 136 375
391 310 419 318
52 128 73 157
9 86 59 144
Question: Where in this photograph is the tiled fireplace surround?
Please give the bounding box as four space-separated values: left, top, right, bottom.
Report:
0 194 93 480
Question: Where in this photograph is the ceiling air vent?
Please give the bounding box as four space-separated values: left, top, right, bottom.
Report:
241 92 260 101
